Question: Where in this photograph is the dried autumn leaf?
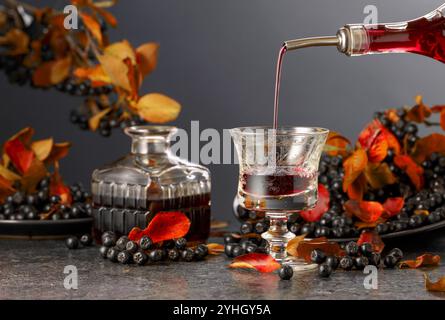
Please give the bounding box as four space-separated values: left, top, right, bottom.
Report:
300 184 330 222
385 109 400 123
343 149 368 192
412 133 445 163
98 54 132 92
406 95 432 123
128 211 191 243
32 56 72 87
0 28 30 55
21 158 48 193
0 175 15 201
424 273 445 292
137 93 181 123
49 163 72 204
8 127 34 145
367 134 388 163
355 218 386 230
357 230 385 253
207 243 225 255
344 200 384 223
45 142 71 164
210 220 229 230
74 65 110 84
358 119 383 150
31 138 54 161
297 237 344 263
136 42 159 77
89 107 111 131
105 40 136 64
383 197 404 218
394 155 424 190
4 138 35 174
229 253 281 273
399 254 440 269
80 13 102 45
365 162 396 190
95 6 117 27
0 165 21 181
286 234 307 257
347 173 367 201
358 120 400 159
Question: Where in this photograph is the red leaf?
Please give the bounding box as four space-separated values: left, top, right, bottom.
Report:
358 119 382 150
400 253 440 269
128 211 191 243
368 133 388 163
394 155 424 190
344 200 384 223
229 253 281 273
343 149 368 192
357 230 385 253
4 138 35 174
299 184 330 222
383 197 404 218
358 120 400 162
412 133 445 164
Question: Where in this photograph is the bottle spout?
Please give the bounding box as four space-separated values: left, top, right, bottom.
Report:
283 35 342 51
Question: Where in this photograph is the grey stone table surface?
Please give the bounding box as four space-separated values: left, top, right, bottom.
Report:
1 230 445 300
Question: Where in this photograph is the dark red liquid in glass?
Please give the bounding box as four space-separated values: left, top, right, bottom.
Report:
365 16 445 63
242 173 314 196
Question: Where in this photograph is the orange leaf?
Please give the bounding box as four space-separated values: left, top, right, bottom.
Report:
49 164 72 204
343 149 368 192
89 107 111 131
300 184 330 222
286 233 308 257
95 6 117 27
98 54 132 91
0 29 30 55
406 95 432 123
297 237 345 263
364 162 396 190
136 42 159 77
137 93 181 123
4 138 35 174
424 274 445 292
128 211 191 243
45 142 71 164
400 254 440 269
80 13 102 45
358 120 400 160
394 155 424 190
32 56 72 87
383 197 404 218
344 200 384 223
358 119 383 150
0 175 16 202
357 230 385 253
105 40 136 64
20 158 48 193
207 243 225 255
412 133 445 164
229 253 281 273
31 138 54 161
0 165 21 181
368 134 388 163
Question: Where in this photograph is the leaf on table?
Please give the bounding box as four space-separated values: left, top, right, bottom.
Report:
32 56 72 87
394 154 424 190
406 95 432 123
80 13 103 45
207 243 225 255
424 273 445 292
31 138 54 161
364 162 396 190
4 137 35 174
136 42 159 77
344 200 384 223
296 237 344 263
412 133 445 164
343 149 368 192
383 197 405 218
300 184 330 222
357 230 385 253
89 107 111 131
137 93 181 123
228 253 281 273
128 211 191 243
400 254 440 269
0 28 30 55
20 158 48 193
286 233 307 257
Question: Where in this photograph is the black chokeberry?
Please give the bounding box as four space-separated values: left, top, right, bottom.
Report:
310 249 326 264
116 236 129 250
345 241 359 256
318 263 333 278
50 195 61 204
65 236 79 249
117 251 132 264
339 256 354 270
139 236 153 250
102 235 116 248
245 244 258 254
80 234 93 246
389 248 403 261
325 256 339 270
133 251 148 265
383 254 398 268
181 248 195 262
225 243 238 258
255 221 268 234
99 246 108 258
368 252 381 266
278 265 293 280
224 234 237 244
175 237 187 250
240 222 253 234
354 256 369 270
359 243 373 257
232 246 245 257
168 248 180 261
125 241 139 254
149 249 163 262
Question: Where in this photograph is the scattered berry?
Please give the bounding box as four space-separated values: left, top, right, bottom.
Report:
278 265 294 280
80 234 93 246
65 236 79 249
310 249 326 264
318 263 333 278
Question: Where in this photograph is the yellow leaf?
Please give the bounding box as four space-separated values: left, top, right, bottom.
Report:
98 54 132 92
105 40 136 64
136 43 159 77
20 158 48 193
137 93 181 123
207 243 225 255
31 138 54 161
32 56 72 87
89 108 111 131
0 165 21 181
74 65 110 84
81 13 102 45
0 29 30 55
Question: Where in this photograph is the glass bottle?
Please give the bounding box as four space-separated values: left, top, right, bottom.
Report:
91 126 211 242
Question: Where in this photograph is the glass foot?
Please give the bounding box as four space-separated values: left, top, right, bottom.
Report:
282 256 318 272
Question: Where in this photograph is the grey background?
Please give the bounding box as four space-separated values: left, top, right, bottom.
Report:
1 0 445 224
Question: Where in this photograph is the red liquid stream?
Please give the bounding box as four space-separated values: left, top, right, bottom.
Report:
365 15 445 63
273 45 287 129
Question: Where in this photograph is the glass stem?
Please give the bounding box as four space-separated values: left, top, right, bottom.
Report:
261 212 296 262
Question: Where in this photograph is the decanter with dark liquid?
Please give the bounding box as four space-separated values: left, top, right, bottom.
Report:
91 126 211 242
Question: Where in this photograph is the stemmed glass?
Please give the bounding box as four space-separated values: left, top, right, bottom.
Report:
230 126 328 270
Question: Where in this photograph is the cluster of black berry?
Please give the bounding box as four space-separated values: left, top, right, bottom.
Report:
224 233 268 258
99 231 209 265
0 178 92 221
310 242 403 278
374 109 419 147
65 234 93 249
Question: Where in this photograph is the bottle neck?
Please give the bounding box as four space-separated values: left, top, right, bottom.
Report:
131 138 169 155
125 126 176 156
